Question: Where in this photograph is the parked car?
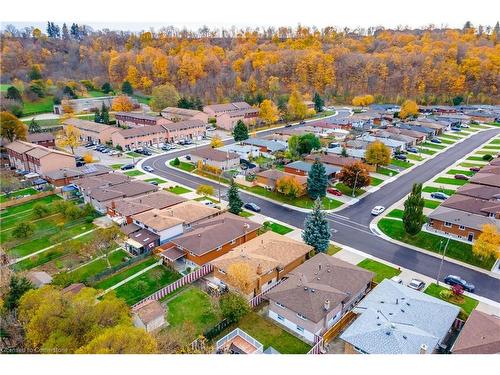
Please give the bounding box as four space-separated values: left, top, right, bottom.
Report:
185 155 191 161
394 154 407 160
244 202 261 212
407 278 425 291
454 174 469 180
391 276 403 284
430 192 450 200
162 145 171 151
285 123 292 128
76 161 86 167
451 126 461 131
430 138 442 144
184 139 193 145
143 166 154 172
149 181 159 186
444 275 475 292
120 164 135 170
84 142 94 148
328 142 341 149
299 121 306 125
461 124 470 128
469 167 481 172
371 206 385 215
407 147 418 153
327 187 343 196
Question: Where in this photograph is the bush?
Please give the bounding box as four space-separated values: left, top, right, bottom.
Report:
12 222 34 239
32 203 51 218
482 154 493 161
439 289 453 300
173 157 180 166
219 292 249 323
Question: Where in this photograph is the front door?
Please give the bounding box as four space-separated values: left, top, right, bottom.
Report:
467 233 474 242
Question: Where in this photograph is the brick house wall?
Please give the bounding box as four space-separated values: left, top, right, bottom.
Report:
428 219 481 242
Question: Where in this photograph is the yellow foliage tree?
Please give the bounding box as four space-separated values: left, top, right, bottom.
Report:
352 94 375 107
364 141 391 168
259 99 279 124
473 224 500 259
56 125 81 154
276 175 303 198
399 99 419 119
287 90 307 120
196 184 215 197
210 135 223 148
226 262 254 293
83 152 93 164
111 95 134 112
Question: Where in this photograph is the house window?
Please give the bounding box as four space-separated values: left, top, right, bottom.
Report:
218 269 226 275
277 314 285 322
276 302 285 309
230 239 236 245
444 221 452 228
296 325 305 333
216 246 222 251
459 225 465 230
296 313 307 321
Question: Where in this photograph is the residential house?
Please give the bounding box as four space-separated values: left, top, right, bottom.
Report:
132 300 166 332
27 132 55 148
62 283 86 295
242 138 288 154
255 169 307 195
161 107 209 123
385 127 427 143
215 329 264 354
304 154 376 172
203 101 252 118
107 190 187 224
26 271 53 288
190 148 240 171
115 112 172 128
160 212 260 269
211 231 313 298
219 144 260 160
284 160 340 178
327 146 367 161
266 253 374 343
371 129 417 147
5 140 76 177
111 125 167 151
469 170 500 188
162 120 206 142
63 118 119 144
451 310 500 354
218 107 259 131
397 123 436 137
131 209 185 245
340 279 460 354
304 100 315 110
358 134 406 152
45 164 112 187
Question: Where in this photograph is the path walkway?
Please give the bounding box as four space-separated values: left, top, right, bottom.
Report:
100 259 162 295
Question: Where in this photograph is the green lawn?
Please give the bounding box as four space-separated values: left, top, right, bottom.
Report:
0 84 12 91
0 195 62 219
110 164 124 170
417 147 437 155
406 154 424 161
0 188 38 203
446 169 475 177
126 151 143 158
167 287 221 336
169 160 196 172
387 209 404 219
475 150 496 155
124 169 145 177
424 199 441 209
434 177 468 186
334 182 365 197
467 156 487 161
439 134 462 140
490 139 500 144
370 177 384 186
422 186 456 195
23 96 55 115
145 177 167 184
424 283 478 316
377 219 494 270
437 138 455 144
327 244 342 255
167 185 191 194
422 142 446 149
239 210 254 218
459 162 484 168
93 257 159 290
264 221 294 235
377 166 399 176
357 259 401 283
391 159 414 169
216 311 311 354
113 265 181 305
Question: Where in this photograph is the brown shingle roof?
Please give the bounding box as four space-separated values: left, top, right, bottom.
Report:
456 183 500 200
256 169 307 184
75 173 130 191
64 118 117 134
132 209 185 231
5 140 35 153
452 310 500 354
172 212 260 256
27 132 55 143
469 172 500 188
157 201 220 225
441 194 500 216
133 299 165 325
118 125 167 139
191 147 239 162
266 253 374 323
108 191 186 217
90 181 157 202
304 154 358 167
204 102 251 113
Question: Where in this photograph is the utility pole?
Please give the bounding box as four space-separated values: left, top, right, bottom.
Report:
352 170 360 198
436 237 450 286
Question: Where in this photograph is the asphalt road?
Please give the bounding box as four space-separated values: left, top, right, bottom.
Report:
142 115 500 302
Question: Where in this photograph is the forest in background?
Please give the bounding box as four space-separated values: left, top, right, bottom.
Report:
1 22 499 107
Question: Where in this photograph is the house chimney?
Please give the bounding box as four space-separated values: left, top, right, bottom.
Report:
419 344 428 354
256 263 262 275
318 263 322 271
323 300 330 311
111 201 116 209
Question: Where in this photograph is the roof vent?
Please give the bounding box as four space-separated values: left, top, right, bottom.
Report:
311 289 315 293
406 302 410 306
377 323 381 326
391 323 396 329
401 309 405 313
403 335 407 340
304 287 308 291
380 301 385 304
386 331 391 336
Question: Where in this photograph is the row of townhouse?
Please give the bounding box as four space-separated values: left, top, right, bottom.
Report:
427 158 500 242
202 101 259 130
5 140 75 177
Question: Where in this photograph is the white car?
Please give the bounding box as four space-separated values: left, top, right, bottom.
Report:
371 206 385 215
391 276 403 284
143 166 154 172
461 124 470 128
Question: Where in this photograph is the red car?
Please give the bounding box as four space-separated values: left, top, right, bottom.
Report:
327 188 343 196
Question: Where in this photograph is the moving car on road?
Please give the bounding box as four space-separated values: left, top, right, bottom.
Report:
143 166 154 172
444 275 475 292
371 206 385 215
430 192 450 200
244 202 261 212
407 278 426 291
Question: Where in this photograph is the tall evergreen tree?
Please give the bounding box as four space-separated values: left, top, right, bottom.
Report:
402 183 425 235
302 198 331 253
100 103 109 124
4 275 33 311
121 80 133 95
313 92 324 113
232 120 249 142
28 118 41 133
61 23 69 40
6 86 22 102
101 82 112 94
227 179 243 214
70 23 80 39
94 109 101 124
307 159 328 200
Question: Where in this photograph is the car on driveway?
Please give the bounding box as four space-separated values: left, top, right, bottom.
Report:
143 166 154 172
120 164 135 170
407 278 425 291
391 276 403 284
454 174 469 180
327 187 342 196
444 275 475 292
149 181 159 186
244 202 261 212
407 147 418 153
430 138 442 144
451 126 461 131
394 154 407 160
430 192 450 200
461 124 470 128
469 167 481 172
371 206 385 215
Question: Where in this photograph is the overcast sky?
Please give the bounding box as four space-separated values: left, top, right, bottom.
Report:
2 0 499 31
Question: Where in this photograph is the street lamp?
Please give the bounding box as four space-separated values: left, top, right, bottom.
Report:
436 236 450 286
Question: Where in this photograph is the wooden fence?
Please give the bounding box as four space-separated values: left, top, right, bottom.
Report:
249 279 285 308
132 264 213 309
0 189 59 210
322 311 356 344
